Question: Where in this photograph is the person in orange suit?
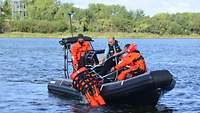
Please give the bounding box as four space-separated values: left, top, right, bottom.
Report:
71 67 106 107
112 43 147 80
71 34 92 70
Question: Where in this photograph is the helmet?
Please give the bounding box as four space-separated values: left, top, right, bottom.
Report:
127 43 137 53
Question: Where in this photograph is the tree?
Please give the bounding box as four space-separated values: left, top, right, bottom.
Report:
172 13 193 35
167 22 183 34
1 0 200 35
1 0 12 32
2 0 11 19
133 16 150 33
190 13 200 34
0 4 4 32
26 0 58 20
147 13 172 34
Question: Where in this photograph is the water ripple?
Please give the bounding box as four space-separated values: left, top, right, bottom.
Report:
1 38 200 113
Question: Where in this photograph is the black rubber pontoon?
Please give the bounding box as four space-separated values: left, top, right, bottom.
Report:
48 70 175 106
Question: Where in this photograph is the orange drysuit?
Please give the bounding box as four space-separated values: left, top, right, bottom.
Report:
114 51 147 80
70 41 92 69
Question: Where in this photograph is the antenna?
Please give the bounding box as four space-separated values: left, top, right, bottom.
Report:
68 11 75 37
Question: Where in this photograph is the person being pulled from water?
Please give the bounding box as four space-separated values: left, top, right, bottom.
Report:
112 43 147 80
71 67 106 107
100 37 122 64
71 34 92 70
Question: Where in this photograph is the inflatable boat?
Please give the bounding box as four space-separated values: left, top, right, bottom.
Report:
48 36 176 106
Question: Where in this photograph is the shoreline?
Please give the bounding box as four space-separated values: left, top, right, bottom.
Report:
0 32 200 39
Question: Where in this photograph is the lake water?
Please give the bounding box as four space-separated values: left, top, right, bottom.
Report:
0 38 200 113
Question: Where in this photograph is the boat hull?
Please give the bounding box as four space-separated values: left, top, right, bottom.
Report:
48 70 175 106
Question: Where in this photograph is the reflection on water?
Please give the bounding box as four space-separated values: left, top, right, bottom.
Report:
1 38 200 113
66 102 174 113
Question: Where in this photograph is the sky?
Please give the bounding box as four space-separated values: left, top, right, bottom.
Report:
62 0 200 16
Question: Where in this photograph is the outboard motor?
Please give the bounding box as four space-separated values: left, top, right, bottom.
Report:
83 51 99 67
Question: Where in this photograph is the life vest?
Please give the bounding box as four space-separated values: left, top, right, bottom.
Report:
70 41 92 65
128 50 146 72
107 41 122 58
115 50 147 72
116 50 147 81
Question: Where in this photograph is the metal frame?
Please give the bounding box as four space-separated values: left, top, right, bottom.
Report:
63 44 71 79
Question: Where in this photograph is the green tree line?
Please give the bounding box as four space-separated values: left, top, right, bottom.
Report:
1 0 200 35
